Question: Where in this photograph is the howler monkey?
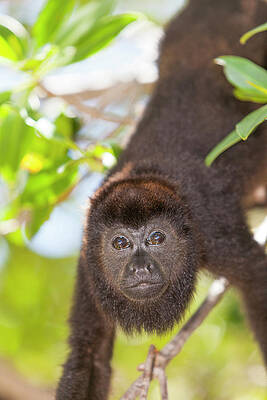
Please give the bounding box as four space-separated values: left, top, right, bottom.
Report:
56 0 267 398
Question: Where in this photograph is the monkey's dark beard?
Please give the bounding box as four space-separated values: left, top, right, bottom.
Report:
93 268 196 334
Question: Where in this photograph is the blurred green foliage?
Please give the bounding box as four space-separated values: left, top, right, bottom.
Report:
0 0 139 243
0 245 266 398
0 2 266 399
0 243 75 383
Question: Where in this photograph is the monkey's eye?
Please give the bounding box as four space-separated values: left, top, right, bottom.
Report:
146 231 165 246
112 236 131 250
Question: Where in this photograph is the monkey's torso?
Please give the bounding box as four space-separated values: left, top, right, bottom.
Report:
115 0 267 203
107 0 267 281
56 1 267 399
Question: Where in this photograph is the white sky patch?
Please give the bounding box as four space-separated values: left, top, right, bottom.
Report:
253 216 267 246
102 152 116 168
43 20 163 95
35 117 55 138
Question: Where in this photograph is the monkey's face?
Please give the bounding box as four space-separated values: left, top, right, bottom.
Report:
102 218 186 301
86 177 198 333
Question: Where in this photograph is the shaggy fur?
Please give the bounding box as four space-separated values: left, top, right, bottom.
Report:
56 0 267 399
87 175 199 334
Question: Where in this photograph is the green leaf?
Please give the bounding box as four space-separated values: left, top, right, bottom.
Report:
235 104 267 140
72 13 140 63
20 44 76 75
240 22 267 44
215 56 267 98
0 34 17 60
19 159 79 238
110 142 122 160
33 0 76 48
233 88 267 103
20 44 59 72
246 80 267 96
0 91 11 105
21 163 78 209
26 205 53 238
0 105 35 181
55 113 81 139
0 15 29 61
205 130 241 166
54 0 114 47
205 105 267 166
20 111 84 161
36 128 85 157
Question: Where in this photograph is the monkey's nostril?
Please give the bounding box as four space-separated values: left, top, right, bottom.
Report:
146 264 152 273
128 264 154 276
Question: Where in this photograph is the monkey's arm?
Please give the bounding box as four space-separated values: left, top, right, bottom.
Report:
202 202 267 364
56 256 114 400
220 237 267 364
239 242 267 365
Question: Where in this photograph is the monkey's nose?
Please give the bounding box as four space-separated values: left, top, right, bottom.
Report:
128 264 154 277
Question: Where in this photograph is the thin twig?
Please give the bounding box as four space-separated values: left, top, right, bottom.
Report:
39 81 153 126
139 345 156 400
0 210 30 235
155 368 168 400
40 86 135 125
41 81 153 102
121 376 143 400
158 277 229 366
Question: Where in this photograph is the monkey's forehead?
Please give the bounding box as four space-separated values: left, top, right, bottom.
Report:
90 175 181 210
88 178 185 230
87 200 185 241
93 196 181 230
95 207 170 230
101 217 175 234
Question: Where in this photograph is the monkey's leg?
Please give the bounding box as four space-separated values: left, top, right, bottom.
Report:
56 260 115 400
209 231 267 365
86 323 114 399
56 328 114 400
236 242 267 365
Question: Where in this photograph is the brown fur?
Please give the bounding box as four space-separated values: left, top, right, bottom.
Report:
56 0 267 398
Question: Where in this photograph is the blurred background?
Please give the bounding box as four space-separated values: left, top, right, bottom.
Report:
0 0 266 399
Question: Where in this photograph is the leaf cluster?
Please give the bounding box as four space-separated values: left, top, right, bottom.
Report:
0 0 139 243
205 23 267 166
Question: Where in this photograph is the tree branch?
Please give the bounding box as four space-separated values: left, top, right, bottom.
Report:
139 345 156 400
40 81 153 126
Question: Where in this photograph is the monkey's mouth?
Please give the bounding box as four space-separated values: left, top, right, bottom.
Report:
127 281 161 289
122 281 166 300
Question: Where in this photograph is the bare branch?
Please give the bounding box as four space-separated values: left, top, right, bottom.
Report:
0 211 30 236
139 345 156 400
40 85 134 125
41 81 153 103
39 81 153 126
154 368 168 400
158 277 229 366
121 376 144 400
